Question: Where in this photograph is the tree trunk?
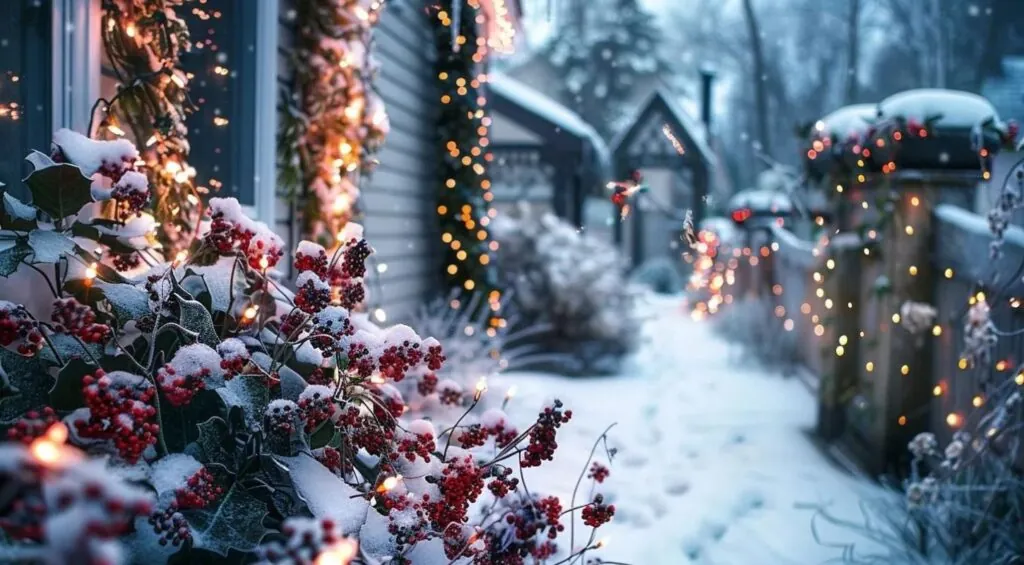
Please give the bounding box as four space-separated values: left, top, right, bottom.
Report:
931 0 946 88
741 0 771 162
974 0 1012 89
845 0 861 103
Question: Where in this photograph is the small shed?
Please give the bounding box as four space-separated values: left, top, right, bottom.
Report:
486 73 612 227
610 88 714 267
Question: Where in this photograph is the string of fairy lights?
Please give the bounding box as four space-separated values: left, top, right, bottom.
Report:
96 0 200 256
431 0 507 334
283 0 389 249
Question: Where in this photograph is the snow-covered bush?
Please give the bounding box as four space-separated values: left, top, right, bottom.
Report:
712 296 801 372
0 132 617 564
630 257 684 295
489 208 641 375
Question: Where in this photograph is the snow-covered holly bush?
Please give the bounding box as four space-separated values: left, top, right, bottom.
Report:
0 132 616 564
489 209 641 375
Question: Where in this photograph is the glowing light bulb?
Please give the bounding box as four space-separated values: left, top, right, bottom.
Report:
313 539 358 565
107 124 126 137
174 250 188 266
505 386 517 400
258 256 269 271
374 309 386 323
242 305 259 321
125 22 137 38
474 377 488 401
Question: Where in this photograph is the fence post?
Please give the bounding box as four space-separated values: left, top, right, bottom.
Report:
817 234 862 441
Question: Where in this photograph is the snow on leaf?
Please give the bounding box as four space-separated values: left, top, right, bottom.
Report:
23 162 95 220
27 230 76 264
94 280 151 324
182 483 268 556
0 243 30 277
223 375 270 428
279 453 366 535
1 193 37 231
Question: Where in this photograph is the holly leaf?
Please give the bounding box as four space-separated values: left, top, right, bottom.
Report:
0 348 53 424
177 297 218 347
64 279 150 328
23 163 94 220
27 230 76 264
1 192 38 231
223 375 270 428
193 415 235 472
309 422 336 450
50 357 93 411
0 242 31 277
182 483 268 556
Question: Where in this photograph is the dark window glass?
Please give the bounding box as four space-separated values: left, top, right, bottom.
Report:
179 0 257 206
0 0 52 198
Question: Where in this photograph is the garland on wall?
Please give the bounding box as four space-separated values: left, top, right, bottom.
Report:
431 0 502 326
279 0 390 249
95 0 200 257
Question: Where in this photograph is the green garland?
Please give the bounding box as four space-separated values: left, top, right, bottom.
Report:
431 0 501 309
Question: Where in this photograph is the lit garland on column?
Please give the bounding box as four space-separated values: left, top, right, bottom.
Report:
280 0 389 248
431 0 502 323
96 0 200 256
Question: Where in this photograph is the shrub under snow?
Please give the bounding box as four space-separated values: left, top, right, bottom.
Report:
489 208 641 375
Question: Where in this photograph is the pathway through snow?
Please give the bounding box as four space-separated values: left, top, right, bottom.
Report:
495 293 888 564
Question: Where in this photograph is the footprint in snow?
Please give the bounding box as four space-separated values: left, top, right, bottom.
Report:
623 455 648 468
666 480 691 496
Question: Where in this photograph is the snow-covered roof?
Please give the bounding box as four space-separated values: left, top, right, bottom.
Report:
487 73 612 168
878 89 1000 129
610 88 715 166
982 57 1024 125
727 189 794 213
816 104 877 138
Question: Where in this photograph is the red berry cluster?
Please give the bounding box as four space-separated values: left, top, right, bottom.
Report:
298 386 336 432
53 479 152 537
351 424 393 457
521 400 572 468
587 462 610 484
455 424 488 449
484 419 518 449
246 235 284 271
339 238 372 279
581 494 615 528
393 430 435 463
417 372 438 396
439 384 464 407
0 489 46 541
110 179 150 221
75 370 159 463
0 302 42 355
278 311 307 338
294 243 329 278
424 340 445 372
426 454 485 533
334 278 366 310
535 496 564 539
174 467 223 510
111 251 141 272
309 307 353 358
6 407 58 444
346 340 376 378
203 205 255 255
149 507 191 547
156 363 210 407
377 340 425 382
266 400 300 435
313 446 348 475
294 275 331 314
51 297 111 344
487 467 519 498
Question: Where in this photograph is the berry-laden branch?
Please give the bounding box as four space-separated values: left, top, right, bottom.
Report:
98 0 201 256
281 0 390 249
430 1 503 319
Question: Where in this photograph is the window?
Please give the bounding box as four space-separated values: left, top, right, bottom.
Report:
0 1 53 196
98 0 277 220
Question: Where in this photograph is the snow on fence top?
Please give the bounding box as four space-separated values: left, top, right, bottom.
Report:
486 73 612 169
878 89 1000 129
816 103 877 138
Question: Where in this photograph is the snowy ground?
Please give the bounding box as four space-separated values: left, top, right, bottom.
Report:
494 293 888 565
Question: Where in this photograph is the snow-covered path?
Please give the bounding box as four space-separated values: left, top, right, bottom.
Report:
496 293 886 565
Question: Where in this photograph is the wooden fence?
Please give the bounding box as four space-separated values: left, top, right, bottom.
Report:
733 179 1023 477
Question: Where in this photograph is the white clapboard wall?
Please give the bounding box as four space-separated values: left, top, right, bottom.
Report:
277 0 442 321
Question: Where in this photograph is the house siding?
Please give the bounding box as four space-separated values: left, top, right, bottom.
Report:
277 1 441 321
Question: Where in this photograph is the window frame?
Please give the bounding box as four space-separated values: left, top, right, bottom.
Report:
57 0 278 225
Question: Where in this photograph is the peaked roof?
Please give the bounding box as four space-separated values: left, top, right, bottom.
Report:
982 56 1024 125
610 87 714 166
487 73 611 168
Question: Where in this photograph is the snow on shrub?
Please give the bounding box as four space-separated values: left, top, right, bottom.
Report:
0 132 617 563
489 208 641 375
